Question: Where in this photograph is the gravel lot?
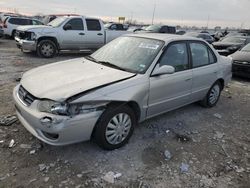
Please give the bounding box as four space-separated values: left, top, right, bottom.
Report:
0 38 250 188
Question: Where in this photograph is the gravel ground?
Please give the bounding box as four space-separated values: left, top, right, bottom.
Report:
0 38 250 188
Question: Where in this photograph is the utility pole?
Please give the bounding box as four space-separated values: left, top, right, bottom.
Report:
206 14 210 29
130 11 134 24
151 2 156 25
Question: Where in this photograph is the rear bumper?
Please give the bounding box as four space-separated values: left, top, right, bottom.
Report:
232 63 250 78
15 36 36 51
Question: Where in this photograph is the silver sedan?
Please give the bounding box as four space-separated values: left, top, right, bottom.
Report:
13 33 232 150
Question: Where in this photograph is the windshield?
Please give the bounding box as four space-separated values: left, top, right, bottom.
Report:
47 17 67 27
240 43 250 52
90 36 164 74
144 25 161 32
222 37 246 43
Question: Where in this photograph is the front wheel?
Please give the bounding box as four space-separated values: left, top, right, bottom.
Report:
37 40 57 58
200 81 222 107
94 105 136 150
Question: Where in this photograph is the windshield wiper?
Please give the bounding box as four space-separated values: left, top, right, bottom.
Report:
85 56 136 73
85 55 99 63
98 61 128 72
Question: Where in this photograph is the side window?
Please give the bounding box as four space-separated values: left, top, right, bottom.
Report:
159 43 189 72
64 18 84 30
9 18 19 24
190 42 210 68
86 19 101 31
32 20 42 25
208 48 216 64
18 19 30 25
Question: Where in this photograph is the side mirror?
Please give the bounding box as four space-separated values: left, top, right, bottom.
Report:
64 24 72 30
151 65 175 76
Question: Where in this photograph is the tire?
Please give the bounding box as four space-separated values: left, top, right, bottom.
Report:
37 40 57 58
200 81 222 108
94 104 136 150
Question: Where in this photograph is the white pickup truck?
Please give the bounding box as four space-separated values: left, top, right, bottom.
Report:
15 16 130 58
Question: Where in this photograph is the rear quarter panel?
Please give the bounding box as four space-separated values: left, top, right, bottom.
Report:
217 55 232 86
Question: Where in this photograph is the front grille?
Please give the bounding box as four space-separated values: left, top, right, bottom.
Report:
15 30 31 40
18 85 36 106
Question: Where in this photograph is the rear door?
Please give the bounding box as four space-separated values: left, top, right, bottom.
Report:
147 41 193 117
189 41 218 101
60 18 86 50
85 19 105 49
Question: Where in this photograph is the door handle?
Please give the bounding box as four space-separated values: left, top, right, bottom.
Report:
185 78 192 81
79 33 85 35
97 33 103 36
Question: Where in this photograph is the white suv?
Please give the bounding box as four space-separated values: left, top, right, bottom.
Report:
3 17 43 38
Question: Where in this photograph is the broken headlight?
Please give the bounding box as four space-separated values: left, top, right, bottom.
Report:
38 100 68 116
68 102 108 115
38 100 108 116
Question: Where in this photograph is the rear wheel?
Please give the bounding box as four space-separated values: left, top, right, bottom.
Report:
200 81 222 107
94 105 136 150
37 40 57 58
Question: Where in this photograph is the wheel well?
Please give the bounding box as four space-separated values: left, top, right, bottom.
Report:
37 36 59 49
107 101 141 122
90 101 141 139
217 78 224 89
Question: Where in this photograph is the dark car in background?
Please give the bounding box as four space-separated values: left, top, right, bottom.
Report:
104 23 127 30
230 43 250 78
185 32 214 44
212 36 250 56
140 24 176 34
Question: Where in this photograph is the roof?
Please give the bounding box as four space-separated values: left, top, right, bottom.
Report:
126 33 204 43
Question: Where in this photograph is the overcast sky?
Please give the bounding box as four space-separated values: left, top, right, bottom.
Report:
0 0 250 28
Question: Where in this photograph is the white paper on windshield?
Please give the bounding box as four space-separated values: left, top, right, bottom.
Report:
139 43 159 50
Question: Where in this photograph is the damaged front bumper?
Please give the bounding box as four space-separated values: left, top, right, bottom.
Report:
13 85 103 146
15 36 37 52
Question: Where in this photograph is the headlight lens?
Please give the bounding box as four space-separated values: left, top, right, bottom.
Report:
38 100 68 115
68 102 108 115
38 100 107 116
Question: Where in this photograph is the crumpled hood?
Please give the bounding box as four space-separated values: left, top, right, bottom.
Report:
17 25 51 32
20 58 135 101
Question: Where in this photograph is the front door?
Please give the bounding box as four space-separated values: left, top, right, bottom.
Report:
60 18 86 50
147 42 193 118
84 19 105 49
